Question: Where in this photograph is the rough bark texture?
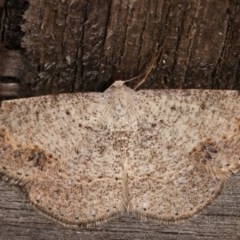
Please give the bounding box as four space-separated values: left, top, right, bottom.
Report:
1 0 240 97
0 0 240 239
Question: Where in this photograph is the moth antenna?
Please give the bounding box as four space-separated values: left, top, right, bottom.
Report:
133 54 157 90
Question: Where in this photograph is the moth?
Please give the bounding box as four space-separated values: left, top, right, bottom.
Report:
0 81 240 227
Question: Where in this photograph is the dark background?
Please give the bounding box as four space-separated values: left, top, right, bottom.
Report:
1 0 240 98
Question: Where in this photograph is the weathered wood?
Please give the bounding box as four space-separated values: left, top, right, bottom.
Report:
0 173 240 239
1 0 240 97
21 0 240 95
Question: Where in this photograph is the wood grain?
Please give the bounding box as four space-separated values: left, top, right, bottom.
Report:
1 0 240 97
0 173 240 240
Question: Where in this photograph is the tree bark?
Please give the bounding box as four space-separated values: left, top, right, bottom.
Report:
0 0 240 239
1 0 240 97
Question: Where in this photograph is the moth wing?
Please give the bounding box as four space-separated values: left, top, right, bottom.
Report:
128 90 240 220
0 93 124 226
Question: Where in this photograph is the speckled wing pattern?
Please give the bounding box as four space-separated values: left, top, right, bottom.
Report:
0 81 240 226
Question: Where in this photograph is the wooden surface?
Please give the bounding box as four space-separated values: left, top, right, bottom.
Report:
1 0 240 97
20 0 240 95
0 173 240 240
